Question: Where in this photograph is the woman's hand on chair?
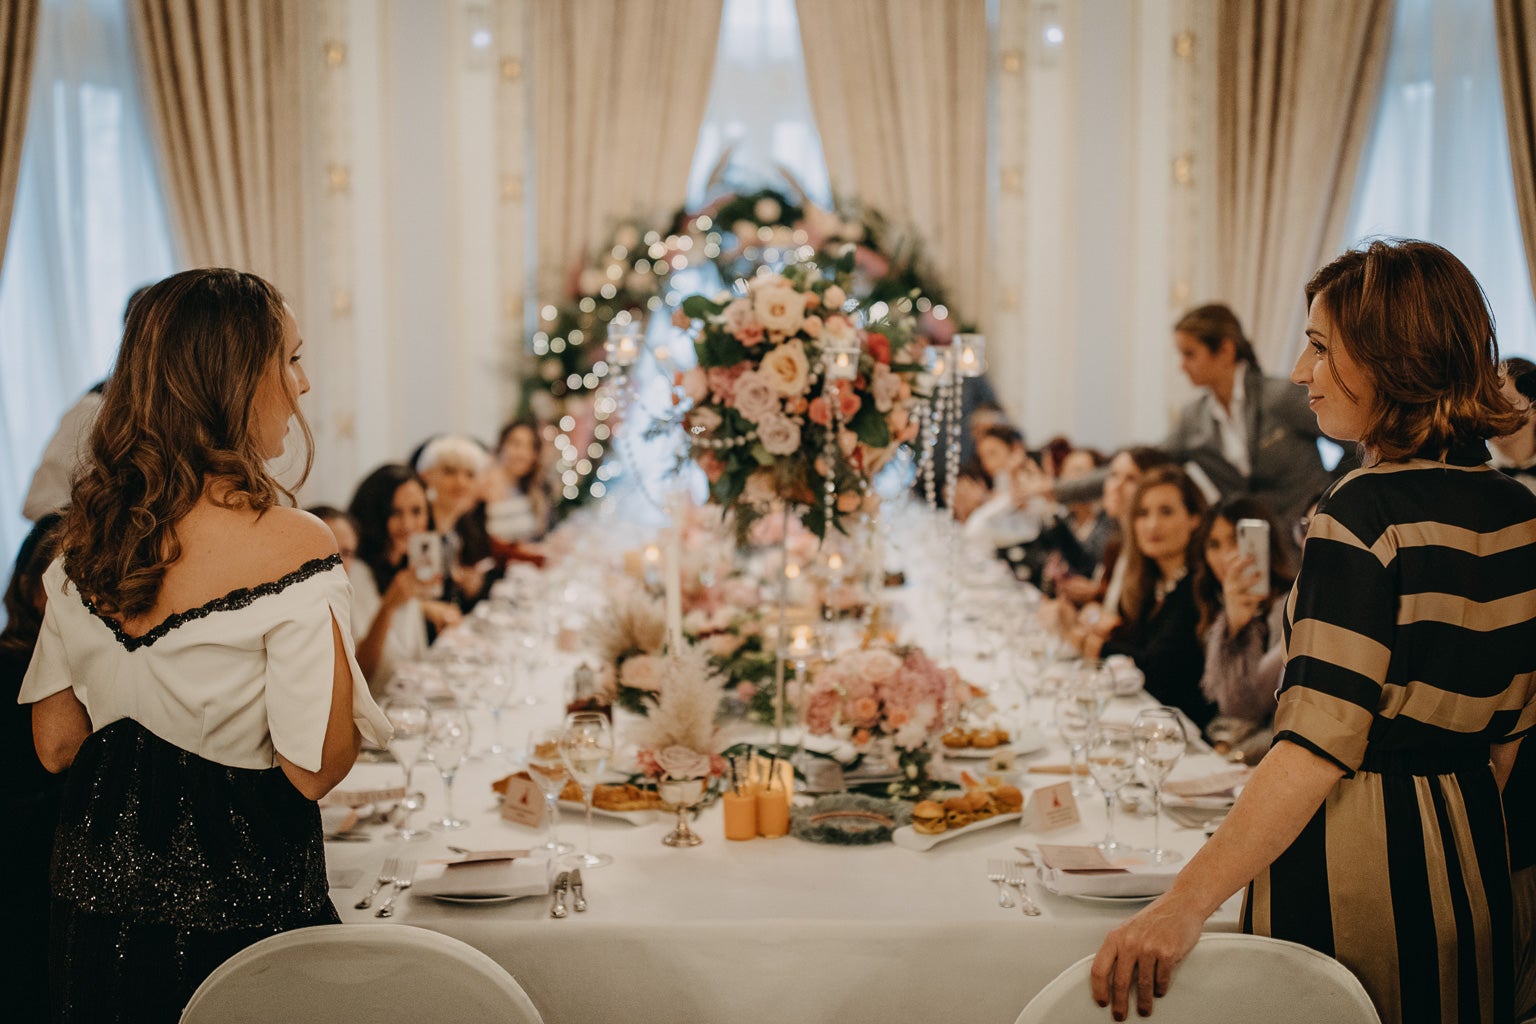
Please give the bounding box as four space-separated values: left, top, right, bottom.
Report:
1090 890 1205 1020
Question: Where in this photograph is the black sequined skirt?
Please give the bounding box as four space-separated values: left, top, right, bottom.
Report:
49 719 338 1023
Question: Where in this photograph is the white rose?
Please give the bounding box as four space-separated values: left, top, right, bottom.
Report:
749 272 790 293
657 745 713 779
759 340 810 397
754 197 782 223
823 285 847 311
731 370 781 423
757 414 803 456
753 285 808 335
870 363 902 413
722 298 755 332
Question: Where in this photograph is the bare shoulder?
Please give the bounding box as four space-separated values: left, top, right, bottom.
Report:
250 507 340 566
173 504 338 590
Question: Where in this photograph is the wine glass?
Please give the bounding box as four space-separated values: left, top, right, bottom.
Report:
525 728 575 856
1133 706 1188 864
425 706 472 830
559 712 614 869
477 655 518 761
382 697 431 841
1086 725 1136 856
1055 693 1093 797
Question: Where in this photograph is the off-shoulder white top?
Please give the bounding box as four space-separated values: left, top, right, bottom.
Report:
18 554 392 773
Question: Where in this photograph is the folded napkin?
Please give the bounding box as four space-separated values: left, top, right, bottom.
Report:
412 859 549 900
319 804 360 837
1102 655 1144 696
1038 863 1180 898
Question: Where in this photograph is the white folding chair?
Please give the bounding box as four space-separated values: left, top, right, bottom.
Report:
1015 933 1380 1024
180 924 544 1024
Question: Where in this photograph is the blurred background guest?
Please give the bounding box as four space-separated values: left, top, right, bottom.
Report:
483 418 551 565
414 434 495 609
1492 356 1536 492
305 505 359 575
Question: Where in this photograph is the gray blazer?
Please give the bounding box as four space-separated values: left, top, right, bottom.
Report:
1058 365 1340 529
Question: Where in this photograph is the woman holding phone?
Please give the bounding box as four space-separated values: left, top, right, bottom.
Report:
1091 240 1536 1024
346 463 459 693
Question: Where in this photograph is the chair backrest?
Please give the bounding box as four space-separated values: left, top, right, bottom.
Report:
181 924 544 1024
1015 933 1380 1024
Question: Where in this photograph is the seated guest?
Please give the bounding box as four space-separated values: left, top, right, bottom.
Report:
963 424 1028 538
1192 498 1296 763
1055 445 1174 610
415 434 495 608
483 418 550 563
1492 356 1536 492
1063 465 1215 729
3 514 64 1022
305 505 359 575
950 463 992 523
347 464 456 693
1057 447 1113 566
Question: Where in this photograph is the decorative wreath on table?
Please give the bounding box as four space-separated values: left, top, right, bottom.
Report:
517 172 974 518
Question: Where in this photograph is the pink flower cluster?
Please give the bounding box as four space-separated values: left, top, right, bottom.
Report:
802 645 956 751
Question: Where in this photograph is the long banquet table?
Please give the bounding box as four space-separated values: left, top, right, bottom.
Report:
324 507 1243 1024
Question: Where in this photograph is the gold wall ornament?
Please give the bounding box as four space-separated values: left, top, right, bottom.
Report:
326 163 351 194
1001 49 1024 74
1173 31 1195 59
500 57 522 81
331 288 353 317
500 173 523 202
1001 165 1024 194
323 40 347 68
1172 154 1194 186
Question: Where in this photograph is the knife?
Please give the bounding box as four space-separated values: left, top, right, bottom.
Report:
570 869 588 912
550 871 570 919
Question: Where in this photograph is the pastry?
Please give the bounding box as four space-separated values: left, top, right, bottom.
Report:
992 784 1024 813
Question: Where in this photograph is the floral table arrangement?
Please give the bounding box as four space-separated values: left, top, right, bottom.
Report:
628 645 732 847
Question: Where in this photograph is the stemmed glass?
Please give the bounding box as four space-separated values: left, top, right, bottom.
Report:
559 712 614 869
1133 706 1187 864
1055 694 1093 797
426 706 472 830
525 728 575 856
478 655 518 761
1086 725 1136 856
382 697 431 842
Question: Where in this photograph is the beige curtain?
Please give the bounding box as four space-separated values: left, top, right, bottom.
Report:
0 0 39 280
530 0 723 303
795 0 988 325
1497 0 1536 301
129 0 305 297
1214 0 1394 370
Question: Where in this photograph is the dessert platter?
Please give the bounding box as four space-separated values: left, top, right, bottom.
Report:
892 779 1025 850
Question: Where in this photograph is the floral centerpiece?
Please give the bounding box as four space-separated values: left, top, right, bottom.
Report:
676 260 923 538
628 645 732 848
801 644 961 799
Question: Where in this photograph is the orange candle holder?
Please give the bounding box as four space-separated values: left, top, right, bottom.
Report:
722 790 758 841
755 785 790 838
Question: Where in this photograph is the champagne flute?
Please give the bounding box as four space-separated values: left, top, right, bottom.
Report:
426 706 472 830
383 697 431 841
559 711 614 869
1086 725 1136 856
1133 706 1188 864
525 728 575 856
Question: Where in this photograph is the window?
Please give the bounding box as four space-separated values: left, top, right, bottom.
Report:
0 0 176 564
1345 0 1536 358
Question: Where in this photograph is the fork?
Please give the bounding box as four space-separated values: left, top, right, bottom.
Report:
986 858 1016 909
1005 861 1042 917
374 859 416 918
354 856 398 910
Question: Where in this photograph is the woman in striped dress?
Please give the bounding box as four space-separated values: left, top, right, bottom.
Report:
1091 239 1536 1024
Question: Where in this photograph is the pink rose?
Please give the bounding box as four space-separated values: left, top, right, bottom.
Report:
808 396 831 426
698 451 725 482
680 367 709 403
731 370 780 423
801 314 823 337
707 365 744 403
757 414 802 456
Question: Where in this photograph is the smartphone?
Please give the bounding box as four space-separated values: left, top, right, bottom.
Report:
1234 518 1270 598
407 532 445 582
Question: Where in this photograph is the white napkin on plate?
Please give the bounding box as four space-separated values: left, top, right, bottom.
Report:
413 860 549 900
1038 863 1180 898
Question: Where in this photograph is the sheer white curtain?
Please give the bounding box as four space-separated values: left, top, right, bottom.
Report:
686 0 830 207
1346 0 1536 357
0 0 176 562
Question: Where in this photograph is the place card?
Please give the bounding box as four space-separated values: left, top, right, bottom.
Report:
1025 780 1080 832
499 775 547 828
1038 844 1122 873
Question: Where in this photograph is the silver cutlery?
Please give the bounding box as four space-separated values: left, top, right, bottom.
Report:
571 869 588 912
374 858 416 918
550 871 570 919
986 858 1016 909
1005 861 1042 917
355 856 398 910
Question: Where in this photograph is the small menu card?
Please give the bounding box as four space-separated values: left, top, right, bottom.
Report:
499 775 547 828
1025 781 1080 832
1038 844 1123 874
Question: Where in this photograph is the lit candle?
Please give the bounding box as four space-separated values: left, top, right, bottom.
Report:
827 552 844 573
954 334 987 378
784 562 801 580
791 626 813 656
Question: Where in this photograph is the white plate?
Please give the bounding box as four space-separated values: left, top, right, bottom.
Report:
941 724 1048 760
1035 865 1177 902
423 892 530 906
558 799 664 825
320 804 361 838
891 811 1022 851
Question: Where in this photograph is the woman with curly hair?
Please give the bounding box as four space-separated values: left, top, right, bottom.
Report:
20 268 391 1022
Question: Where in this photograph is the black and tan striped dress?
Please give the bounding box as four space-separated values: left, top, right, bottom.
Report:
1242 443 1536 1024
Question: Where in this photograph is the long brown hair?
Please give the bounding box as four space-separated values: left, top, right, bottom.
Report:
1118 465 1209 624
1191 498 1296 638
61 268 310 618
0 514 63 655
1305 239 1522 462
